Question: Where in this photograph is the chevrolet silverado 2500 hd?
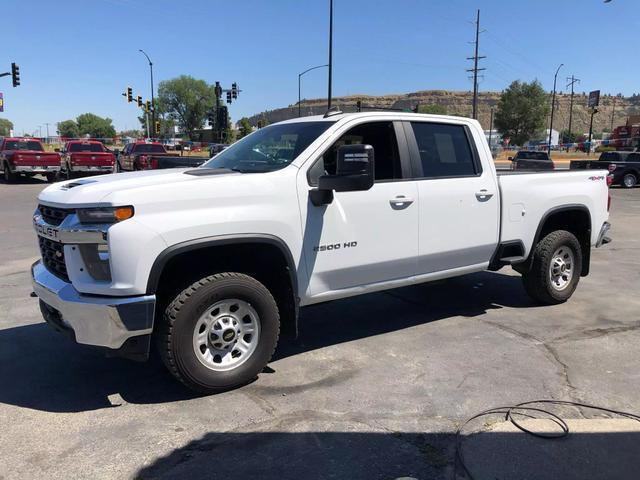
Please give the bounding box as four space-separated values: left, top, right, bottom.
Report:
31 112 611 393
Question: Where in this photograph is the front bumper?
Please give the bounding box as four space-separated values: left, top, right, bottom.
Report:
32 261 155 352
596 221 612 248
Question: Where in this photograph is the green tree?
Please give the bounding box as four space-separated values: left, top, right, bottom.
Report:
157 76 215 140
0 118 13 136
417 104 447 115
119 129 143 139
76 113 116 138
57 119 79 138
237 117 253 138
257 117 269 129
560 129 579 144
494 80 549 146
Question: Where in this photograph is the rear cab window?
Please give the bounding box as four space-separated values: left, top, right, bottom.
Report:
133 144 166 154
407 122 481 178
68 143 105 153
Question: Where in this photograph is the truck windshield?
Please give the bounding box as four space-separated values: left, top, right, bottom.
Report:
202 121 334 173
68 143 105 152
5 141 44 151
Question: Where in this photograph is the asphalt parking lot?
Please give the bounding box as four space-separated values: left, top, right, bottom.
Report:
0 178 639 479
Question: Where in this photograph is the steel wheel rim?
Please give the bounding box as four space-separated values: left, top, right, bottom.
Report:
623 174 636 187
549 246 575 291
192 299 260 372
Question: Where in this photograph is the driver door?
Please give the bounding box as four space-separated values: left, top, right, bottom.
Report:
297 120 419 301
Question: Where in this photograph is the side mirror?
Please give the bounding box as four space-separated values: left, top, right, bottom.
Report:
508 156 513 161
54 148 60 153
310 144 375 206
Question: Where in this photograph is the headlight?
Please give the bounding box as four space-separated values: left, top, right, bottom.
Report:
77 206 134 223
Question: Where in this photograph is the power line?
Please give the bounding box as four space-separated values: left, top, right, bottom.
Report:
466 9 486 119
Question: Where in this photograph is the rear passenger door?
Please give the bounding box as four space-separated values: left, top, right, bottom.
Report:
404 121 499 275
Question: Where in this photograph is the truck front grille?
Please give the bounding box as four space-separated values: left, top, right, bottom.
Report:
38 237 69 282
39 204 73 226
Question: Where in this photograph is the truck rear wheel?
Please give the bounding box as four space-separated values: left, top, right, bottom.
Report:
522 230 582 305
3 163 17 183
157 272 280 393
622 172 637 188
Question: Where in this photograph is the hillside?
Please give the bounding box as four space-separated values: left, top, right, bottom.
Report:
247 90 640 135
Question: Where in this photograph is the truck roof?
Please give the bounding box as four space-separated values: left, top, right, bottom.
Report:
3 137 43 142
276 111 477 125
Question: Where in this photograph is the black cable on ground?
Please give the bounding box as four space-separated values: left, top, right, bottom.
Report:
454 399 640 480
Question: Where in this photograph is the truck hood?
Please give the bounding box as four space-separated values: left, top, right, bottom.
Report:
38 168 241 207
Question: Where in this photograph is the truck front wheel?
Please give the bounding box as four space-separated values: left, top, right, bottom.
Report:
157 272 280 393
522 230 582 305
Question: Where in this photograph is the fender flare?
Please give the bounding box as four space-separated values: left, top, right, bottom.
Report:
514 204 592 276
145 233 299 317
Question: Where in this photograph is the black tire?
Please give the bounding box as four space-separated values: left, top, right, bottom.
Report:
622 172 637 188
3 162 17 183
522 230 582 305
157 272 280 393
45 172 57 183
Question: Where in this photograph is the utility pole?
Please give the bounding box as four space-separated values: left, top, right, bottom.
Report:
327 0 333 110
298 65 328 117
467 9 485 119
548 63 563 154
588 108 598 155
44 123 50 143
566 75 580 140
610 96 617 131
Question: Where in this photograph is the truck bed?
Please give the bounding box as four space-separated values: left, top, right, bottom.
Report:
497 169 610 259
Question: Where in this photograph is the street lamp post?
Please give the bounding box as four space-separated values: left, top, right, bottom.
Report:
298 65 329 117
548 63 563 154
488 106 495 156
139 49 155 137
327 0 333 110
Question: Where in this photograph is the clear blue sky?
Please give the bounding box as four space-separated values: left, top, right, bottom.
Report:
2 0 637 135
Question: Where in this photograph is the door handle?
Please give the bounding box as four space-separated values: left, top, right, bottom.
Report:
389 195 414 209
475 189 494 201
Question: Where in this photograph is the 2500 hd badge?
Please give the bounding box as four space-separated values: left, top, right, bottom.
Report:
313 241 358 252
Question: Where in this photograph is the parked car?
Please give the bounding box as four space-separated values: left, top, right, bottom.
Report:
570 151 640 188
0 138 61 183
32 112 611 393
509 150 555 170
209 143 229 157
117 142 208 171
60 140 116 178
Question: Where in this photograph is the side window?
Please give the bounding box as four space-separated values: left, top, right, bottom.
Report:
309 121 401 185
410 122 479 178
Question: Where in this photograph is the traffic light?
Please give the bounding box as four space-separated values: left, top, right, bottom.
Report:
207 111 216 128
136 96 143 107
11 63 20 87
231 82 238 99
127 87 133 103
154 121 160 135
226 91 232 104
146 100 151 112
217 106 229 128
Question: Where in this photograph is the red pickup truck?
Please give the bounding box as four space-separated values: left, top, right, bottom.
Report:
61 140 116 178
117 142 208 171
0 138 61 183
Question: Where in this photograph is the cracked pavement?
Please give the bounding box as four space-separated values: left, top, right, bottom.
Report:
0 180 638 479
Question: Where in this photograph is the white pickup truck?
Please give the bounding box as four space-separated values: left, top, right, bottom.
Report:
31 112 611 393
